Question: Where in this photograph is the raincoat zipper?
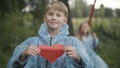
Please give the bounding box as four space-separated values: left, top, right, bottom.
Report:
46 37 52 68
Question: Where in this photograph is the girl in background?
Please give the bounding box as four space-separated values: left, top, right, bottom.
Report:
76 22 108 68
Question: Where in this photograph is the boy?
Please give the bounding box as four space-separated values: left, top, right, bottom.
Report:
7 1 93 68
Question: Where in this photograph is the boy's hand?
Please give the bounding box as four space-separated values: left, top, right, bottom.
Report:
65 46 81 62
19 45 40 61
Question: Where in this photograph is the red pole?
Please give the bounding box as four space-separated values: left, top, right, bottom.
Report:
88 0 96 26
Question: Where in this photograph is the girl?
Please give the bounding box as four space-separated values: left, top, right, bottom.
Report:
76 22 108 68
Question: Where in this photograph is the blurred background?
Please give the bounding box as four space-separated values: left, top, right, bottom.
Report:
0 0 120 68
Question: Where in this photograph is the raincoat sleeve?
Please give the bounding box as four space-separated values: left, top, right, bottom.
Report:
70 37 94 68
7 37 35 68
90 36 99 49
12 59 27 68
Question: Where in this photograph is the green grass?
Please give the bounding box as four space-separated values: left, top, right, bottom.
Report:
96 38 120 68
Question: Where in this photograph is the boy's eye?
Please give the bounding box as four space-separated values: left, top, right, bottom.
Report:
47 11 54 16
56 14 61 17
48 12 53 16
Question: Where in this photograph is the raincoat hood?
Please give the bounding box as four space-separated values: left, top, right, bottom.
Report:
38 22 69 39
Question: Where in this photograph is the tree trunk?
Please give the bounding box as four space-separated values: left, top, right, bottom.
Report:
58 0 74 36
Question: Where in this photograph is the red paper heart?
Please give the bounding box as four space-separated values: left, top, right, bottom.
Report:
39 44 64 63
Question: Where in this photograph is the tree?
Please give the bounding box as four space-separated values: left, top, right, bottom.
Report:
70 0 89 17
0 0 46 67
104 8 113 17
98 4 105 17
115 9 120 18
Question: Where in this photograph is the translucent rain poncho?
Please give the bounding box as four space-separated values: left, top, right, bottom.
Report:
7 22 93 68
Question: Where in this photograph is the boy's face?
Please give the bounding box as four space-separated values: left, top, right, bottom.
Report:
44 10 67 30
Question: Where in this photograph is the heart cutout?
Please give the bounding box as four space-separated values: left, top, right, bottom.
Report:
39 44 64 63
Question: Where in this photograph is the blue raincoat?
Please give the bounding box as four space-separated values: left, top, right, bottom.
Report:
7 22 93 68
82 35 108 68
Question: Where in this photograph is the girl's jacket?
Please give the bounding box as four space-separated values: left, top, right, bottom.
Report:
7 22 93 68
82 36 108 68
82 35 99 55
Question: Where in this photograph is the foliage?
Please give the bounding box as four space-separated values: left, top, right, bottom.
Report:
98 4 105 17
0 0 46 68
92 18 120 40
115 9 120 18
96 38 120 68
70 0 89 17
70 0 120 18
104 8 113 17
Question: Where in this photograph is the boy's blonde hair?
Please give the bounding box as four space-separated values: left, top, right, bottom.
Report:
45 1 68 17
